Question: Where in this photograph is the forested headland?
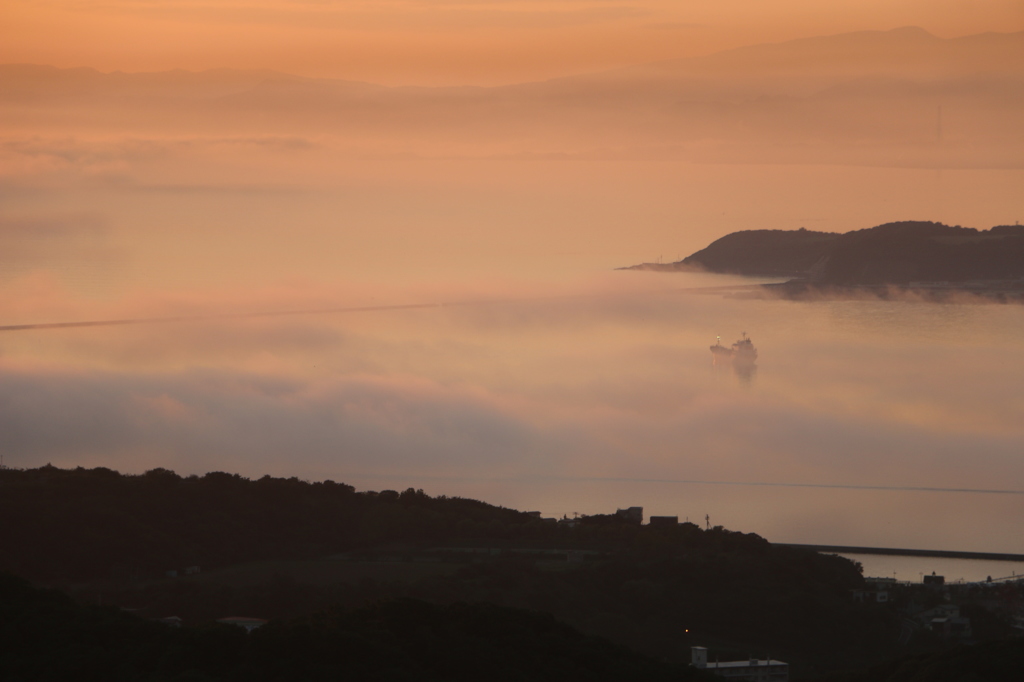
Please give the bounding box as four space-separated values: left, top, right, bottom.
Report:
623 221 1024 301
2 465 1021 680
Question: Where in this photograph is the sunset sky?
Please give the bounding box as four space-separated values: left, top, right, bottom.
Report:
3 0 1022 84
2 0 1023 553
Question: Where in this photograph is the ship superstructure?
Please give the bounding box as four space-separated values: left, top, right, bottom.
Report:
710 333 758 365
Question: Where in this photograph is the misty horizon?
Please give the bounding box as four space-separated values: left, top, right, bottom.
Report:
3 5 1023 558
5 5 1024 676
6 25 1022 82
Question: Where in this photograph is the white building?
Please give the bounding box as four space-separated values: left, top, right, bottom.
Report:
692 646 789 682
216 616 269 632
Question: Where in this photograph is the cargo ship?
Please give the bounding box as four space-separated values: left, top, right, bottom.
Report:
710 333 758 365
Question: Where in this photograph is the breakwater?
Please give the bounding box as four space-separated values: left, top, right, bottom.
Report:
777 544 1024 562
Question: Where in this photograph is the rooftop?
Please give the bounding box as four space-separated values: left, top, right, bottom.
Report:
708 660 787 669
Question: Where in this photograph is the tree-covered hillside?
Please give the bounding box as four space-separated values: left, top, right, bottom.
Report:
0 571 713 682
632 221 1024 287
0 466 909 677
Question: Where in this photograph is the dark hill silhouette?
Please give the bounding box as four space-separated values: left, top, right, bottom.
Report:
0 571 711 682
814 637 1024 682
627 221 1024 287
815 221 1024 285
676 228 840 277
1 465 906 677
8 466 1018 677
0 465 538 583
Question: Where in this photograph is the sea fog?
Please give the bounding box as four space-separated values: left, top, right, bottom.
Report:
840 554 1024 584
3 33 1023 557
2 253 1023 555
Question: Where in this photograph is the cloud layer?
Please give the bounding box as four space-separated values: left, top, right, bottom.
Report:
3 284 1023 551
3 1 1021 84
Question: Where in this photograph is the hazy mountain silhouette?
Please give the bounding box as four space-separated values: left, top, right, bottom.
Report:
0 63 379 101
7 27 1019 99
604 27 1024 84
3 28 1022 166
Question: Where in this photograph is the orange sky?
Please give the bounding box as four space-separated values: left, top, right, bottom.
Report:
3 1 1024 555
3 0 1022 85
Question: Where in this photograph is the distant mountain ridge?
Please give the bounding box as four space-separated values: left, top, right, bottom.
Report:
0 63 380 101
626 221 1024 286
624 26 1024 79
3 27 1022 168
5 26 1021 94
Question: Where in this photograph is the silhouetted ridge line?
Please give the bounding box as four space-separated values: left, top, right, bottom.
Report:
624 221 1024 287
0 573 707 682
6 465 1012 677
569 476 1024 496
777 544 1024 562
357 473 1024 496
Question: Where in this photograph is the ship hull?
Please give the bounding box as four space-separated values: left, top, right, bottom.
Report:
710 337 757 365
710 346 734 364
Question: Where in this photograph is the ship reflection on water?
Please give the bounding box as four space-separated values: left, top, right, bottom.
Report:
711 333 758 385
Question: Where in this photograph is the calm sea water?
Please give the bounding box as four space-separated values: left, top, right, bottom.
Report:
839 553 1024 584
7 266 1022 556
3 157 1024 557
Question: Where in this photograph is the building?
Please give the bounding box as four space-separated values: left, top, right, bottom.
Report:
913 604 972 640
851 588 889 604
615 507 643 524
216 616 269 632
929 615 972 639
865 577 898 587
692 647 788 682
909 602 970 638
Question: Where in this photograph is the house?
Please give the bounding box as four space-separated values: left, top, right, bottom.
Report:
865 577 898 587
912 604 972 640
691 647 788 682
216 616 269 632
929 615 972 639
615 507 643 524
851 588 889 604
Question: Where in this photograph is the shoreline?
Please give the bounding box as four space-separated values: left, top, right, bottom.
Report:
757 280 1024 304
777 543 1024 563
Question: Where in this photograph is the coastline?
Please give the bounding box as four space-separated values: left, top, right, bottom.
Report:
755 280 1024 304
